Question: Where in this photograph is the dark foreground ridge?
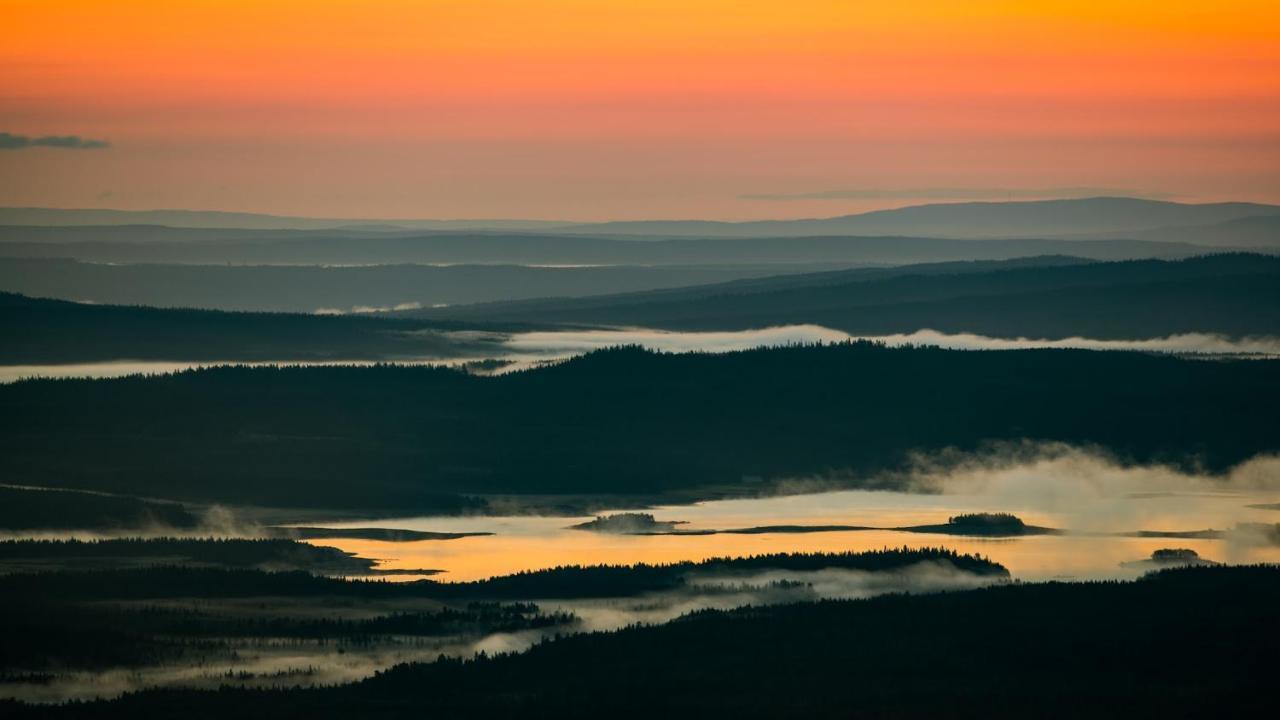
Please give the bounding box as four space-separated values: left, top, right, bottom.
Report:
7 564 1275 719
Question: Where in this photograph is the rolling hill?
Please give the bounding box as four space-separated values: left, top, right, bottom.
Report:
0 258 849 313
562 197 1280 238
413 254 1280 340
1 343 1275 509
0 293 510 364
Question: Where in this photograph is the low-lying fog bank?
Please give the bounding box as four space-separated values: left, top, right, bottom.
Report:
505 327 1280 358
0 549 999 703
4 325 1278 383
292 445 1280 582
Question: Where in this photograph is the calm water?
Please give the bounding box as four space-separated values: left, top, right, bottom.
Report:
300 482 1280 583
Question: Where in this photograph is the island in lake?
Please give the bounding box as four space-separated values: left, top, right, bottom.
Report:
271 527 492 542
898 512 1060 537
1122 548 1219 570
569 513 687 534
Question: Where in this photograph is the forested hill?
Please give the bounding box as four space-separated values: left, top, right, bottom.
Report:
0 292 514 363
417 253 1280 339
407 255 1093 319
2 343 1275 510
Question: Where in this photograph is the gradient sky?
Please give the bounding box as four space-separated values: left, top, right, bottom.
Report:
2 1 1278 220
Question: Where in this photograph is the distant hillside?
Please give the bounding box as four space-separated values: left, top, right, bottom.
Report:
1127 215 1280 248
0 258 844 313
407 256 1092 320
0 226 1222 266
6 199 1277 244
417 254 1280 340
0 293 509 364
1 344 1275 508
564 197 1280 238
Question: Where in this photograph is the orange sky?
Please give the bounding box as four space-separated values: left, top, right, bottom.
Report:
2 1 1278 219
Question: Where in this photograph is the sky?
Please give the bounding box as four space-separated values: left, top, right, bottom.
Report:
1 1 1278 220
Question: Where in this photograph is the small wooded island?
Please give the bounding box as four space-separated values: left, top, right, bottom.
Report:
1122 547 1219 569
1151 548 1204 564
569 513 686 534
900 513 1060 537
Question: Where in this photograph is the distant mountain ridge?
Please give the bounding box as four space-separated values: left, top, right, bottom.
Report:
1125 215 1280 248
0 227 1232 266
562 197 1280 239
6 198 1278 242
407 256 1095 320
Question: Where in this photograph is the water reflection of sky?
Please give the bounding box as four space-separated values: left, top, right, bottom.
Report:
304 485 1280 583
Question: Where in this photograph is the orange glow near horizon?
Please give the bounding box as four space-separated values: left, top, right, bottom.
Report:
2 1 1278 218
316 532 1280 583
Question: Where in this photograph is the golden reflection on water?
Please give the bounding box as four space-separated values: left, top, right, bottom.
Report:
305 489 1280 583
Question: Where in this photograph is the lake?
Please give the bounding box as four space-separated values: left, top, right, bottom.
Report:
297 470 1280 583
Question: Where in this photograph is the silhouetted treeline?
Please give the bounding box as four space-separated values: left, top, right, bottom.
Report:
424 254 1280 339
149 603 571 641
2 342 1276 509
437 547 1006 599
0 487 196 531
9 565 1276 719
0 548 1002 603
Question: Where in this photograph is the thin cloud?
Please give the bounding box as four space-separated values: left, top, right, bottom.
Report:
0 132 111 150
739 187 1182 201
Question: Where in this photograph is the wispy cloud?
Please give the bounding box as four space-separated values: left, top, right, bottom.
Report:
0 132 111 150
739 187 1182 202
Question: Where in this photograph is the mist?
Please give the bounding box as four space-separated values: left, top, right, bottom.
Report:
0 559 1003 704
892 442 1280 542
554 560 1001 634
504 327 1280 358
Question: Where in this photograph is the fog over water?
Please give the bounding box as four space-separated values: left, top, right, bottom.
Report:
4 326 1278 383
305 446 1280 583
7 444 1279 702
